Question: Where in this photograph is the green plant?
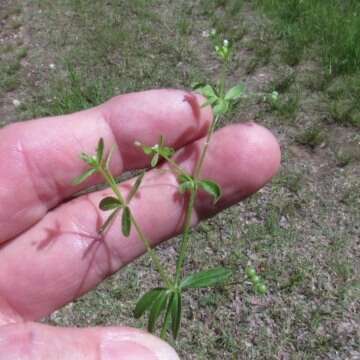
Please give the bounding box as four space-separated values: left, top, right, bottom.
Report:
295 126 326 149
265 89 299 121
72 31 266 341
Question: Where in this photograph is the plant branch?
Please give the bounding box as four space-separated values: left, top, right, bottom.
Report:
161 154 187 177
174 112 220 283
194 115 219 179
175 189 197 283
98 167 126 205
98 166 172 288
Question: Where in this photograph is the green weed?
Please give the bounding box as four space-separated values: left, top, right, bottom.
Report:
72 33 250 340
265 90 300 121
0 61 21 93
295 126 326 149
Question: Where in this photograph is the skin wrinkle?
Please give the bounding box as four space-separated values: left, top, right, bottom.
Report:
0 297 23 326
97 105 125 172
14 139 48 215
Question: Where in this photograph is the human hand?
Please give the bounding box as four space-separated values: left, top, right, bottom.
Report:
0 89 280 359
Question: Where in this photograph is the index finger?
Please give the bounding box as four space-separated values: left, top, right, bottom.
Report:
0 89 211 243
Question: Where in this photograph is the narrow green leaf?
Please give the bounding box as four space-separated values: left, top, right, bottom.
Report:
134 288 165 319
179 181 195 193
178 174 196 193
159 146 175 159
143 146 153 155
213 99 229 116
224 84 246 101
161 293 174 338
80 153 97 167
191 81 206 90
72 168 96 185
178 174 193 183
121 206 132 237
197 179 222 203
198 84 217 100
105 144 116 170
127 171 145 203
171 292 182 339
98 208 120 234
148 290 169 333
96 138 104 162
99 196 122 211
151 152 159 167
200 97 218 108
180 267 232 289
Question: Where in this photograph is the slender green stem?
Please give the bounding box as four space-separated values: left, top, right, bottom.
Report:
175 113 220 283
219 59 228 98
175 189 197 283
98 166 172 288
194 116 219 179
98 167 126 205
131 215 172 288
161 154 187 177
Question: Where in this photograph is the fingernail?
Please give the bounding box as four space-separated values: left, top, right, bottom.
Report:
101 330 180 360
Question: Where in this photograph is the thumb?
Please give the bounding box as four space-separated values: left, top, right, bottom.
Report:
0 322 179 359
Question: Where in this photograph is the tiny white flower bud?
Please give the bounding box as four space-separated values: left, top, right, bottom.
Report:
12 99 21 107
202 30 209 38
223 39 229 47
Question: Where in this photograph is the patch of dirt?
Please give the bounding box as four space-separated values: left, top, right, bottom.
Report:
0 0 24 125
